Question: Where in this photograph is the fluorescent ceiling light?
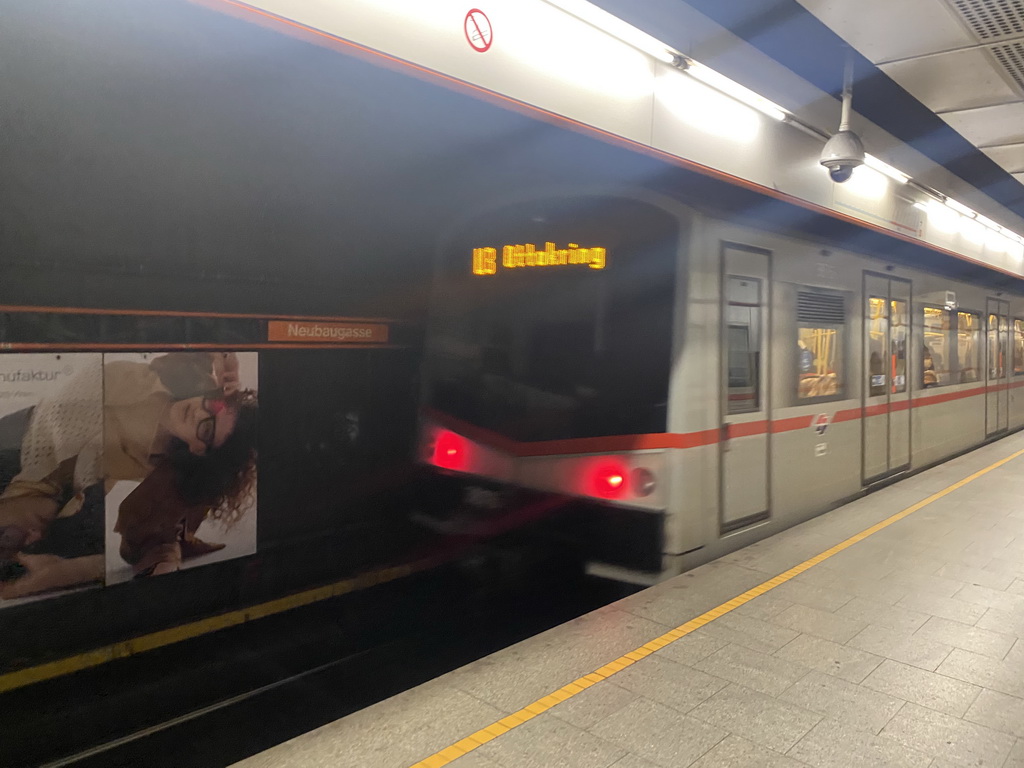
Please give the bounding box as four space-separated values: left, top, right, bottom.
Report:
975 214 1000 231
658 71 760 143
985 228 1007 252
543 0 676 63
844 165 888 198
685 61 786 121
960 217 985 244
864 154 909 184
925 200 960 234
945 198 976 218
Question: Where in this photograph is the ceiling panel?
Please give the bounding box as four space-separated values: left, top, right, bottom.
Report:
795 0 975 63
947 0 1024 42
981 144 1024 172
942 101 1024 147
880 47 1020 113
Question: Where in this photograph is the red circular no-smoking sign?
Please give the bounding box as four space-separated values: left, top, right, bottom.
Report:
465 9 493 52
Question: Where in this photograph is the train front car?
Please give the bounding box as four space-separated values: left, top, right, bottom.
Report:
420 196 681 578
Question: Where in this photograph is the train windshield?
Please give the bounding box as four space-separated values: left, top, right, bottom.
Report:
425 196 678 442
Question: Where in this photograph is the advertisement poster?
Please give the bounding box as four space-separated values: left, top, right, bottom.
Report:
0 351 258 605
103 352 258 585
0 354 105 606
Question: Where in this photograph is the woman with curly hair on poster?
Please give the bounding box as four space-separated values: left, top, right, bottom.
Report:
0 352 258 600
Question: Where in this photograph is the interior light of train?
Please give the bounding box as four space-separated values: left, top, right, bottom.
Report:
432 430 468 470
543 0 676 64
588 462 629 499
472 242 607 275
684 62 786 121
658 72 760 143
863 154 909 184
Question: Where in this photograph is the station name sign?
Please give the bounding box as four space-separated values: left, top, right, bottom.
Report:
267 320 389 343
472 242 607 275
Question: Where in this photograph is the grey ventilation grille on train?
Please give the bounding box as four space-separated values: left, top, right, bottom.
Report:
951 0 1024 40
797 291 845 324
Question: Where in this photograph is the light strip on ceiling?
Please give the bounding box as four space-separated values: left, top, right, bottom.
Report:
864 154 909 184
976 214 1000 231
683 61 787 121
945 198 976 218
541 0 676 63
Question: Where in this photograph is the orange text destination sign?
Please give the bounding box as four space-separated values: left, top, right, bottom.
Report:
472 242 607 275
268 320 389 343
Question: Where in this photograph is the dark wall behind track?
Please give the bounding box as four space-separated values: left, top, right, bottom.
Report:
0 0 677 321
257 349 422 546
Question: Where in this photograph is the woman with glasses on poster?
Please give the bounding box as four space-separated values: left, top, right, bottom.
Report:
0 352 257 600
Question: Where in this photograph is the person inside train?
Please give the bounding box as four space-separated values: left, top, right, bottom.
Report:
0 352 257 599
923 344 938 387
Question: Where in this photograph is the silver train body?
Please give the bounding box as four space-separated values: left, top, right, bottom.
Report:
421 198 1024 582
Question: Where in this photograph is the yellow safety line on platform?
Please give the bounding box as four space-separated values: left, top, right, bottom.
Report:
0 563 417 694
409 447 1024 768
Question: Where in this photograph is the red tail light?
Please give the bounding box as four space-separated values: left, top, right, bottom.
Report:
432 430 467 470
589 463 628 499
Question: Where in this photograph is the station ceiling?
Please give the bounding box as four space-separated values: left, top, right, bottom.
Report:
603 0 1024 224
797 0 1024 185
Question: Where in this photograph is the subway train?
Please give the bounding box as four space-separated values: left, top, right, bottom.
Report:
419 191 1024 582
2 0 1024 674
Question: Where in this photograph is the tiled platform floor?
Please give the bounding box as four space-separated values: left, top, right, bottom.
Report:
236 433 1024 768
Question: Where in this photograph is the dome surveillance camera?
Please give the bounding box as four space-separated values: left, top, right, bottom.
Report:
820 130 865 183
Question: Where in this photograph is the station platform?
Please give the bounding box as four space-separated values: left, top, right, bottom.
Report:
235 434 1024 768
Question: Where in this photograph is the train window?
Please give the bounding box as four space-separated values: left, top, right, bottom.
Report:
987 313 1005 379
958 311 981 383
426 197 677 441
922 307 952 388
726 277 761 414
867 297 887 396
1015 319 1024 375
890 300 908 394
796 290 844 401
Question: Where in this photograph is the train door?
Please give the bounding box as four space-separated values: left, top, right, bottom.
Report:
720 244 771 533
986 298 1010 437
862 273 911 484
